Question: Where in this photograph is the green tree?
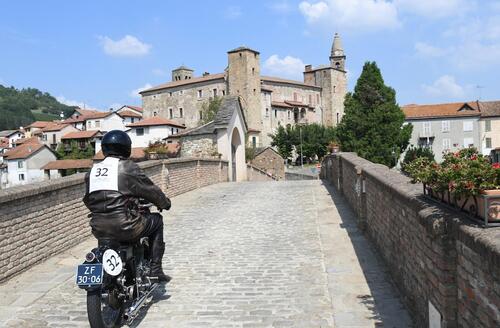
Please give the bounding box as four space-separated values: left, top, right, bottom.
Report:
55 141 94 160
401 146 435 175
200 96 223 125
336 61 412 167
270 124 295 160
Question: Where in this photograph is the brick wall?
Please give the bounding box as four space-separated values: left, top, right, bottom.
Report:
0 158 228 283
247 164 276 181
321 153 500 328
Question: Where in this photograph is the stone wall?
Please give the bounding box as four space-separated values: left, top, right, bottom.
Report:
250 148 285 180
321 152 500 327
246 164 276 181
0 158 228 283
180 134 218 158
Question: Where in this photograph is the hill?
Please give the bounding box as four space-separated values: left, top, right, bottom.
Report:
0 84 76 130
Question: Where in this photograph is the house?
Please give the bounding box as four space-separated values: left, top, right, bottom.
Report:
93 147 147 162
42 159 93 179
39 123 78 150
403 102 481 162
117 105 143 116
0 130 25 148
117 108 142 126
3 143 57 187
477 101 500 157
250 147 285 180
174 96 247 181
126 117 185 148
61 130 103 154
85 111 126 132
24 121 53 137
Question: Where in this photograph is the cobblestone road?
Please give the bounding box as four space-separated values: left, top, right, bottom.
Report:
0 181 412 327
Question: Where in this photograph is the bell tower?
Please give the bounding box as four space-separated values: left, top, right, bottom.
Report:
330 33 346 71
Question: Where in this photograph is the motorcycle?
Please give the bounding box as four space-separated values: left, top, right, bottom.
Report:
76 201 162 328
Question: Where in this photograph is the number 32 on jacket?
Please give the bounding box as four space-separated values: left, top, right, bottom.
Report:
89 157 119 193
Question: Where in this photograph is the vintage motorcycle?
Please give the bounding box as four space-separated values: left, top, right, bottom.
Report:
76 201 162 328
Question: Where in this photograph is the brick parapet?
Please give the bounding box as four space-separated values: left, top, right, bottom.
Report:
321 153 500 327
0 158 228 283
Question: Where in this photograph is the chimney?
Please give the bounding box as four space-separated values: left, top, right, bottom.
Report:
305 65 312 72
203 72 210 77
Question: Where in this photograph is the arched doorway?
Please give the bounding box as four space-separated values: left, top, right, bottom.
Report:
230 127 245 181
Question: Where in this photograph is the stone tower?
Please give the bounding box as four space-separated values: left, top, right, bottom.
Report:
303 33 347 127
330 33 346 71
226 47 262 131
172 65 194 81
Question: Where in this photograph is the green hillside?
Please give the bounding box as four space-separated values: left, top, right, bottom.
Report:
0 84 76 131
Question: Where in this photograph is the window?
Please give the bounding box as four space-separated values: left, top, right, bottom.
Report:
52 134 56 144
441 121 450 132
169 92 173 97
169 108 173 119
274 110 277 118
171 127 174 134
136 128 144 136
153 111 158 116
42 134 47 141
199 111 203 120
198 90 203 98
463 120 473 132
486 138 492 148
88 121 92 128
17 161 23 169
19 174 25 181
443 138 451 150
131 118 135 123
213 89 217 97
463 137 474 148
485 120 491 132
253 88 256 94
422 122 431 136
333 86 336 93
337 113 340 124
252 136 256 148
265 108 269 117
179 108 183 118
180 90 184 95
95 120 100 128
222 90 226 96
287 110 291 119
252 67 255 75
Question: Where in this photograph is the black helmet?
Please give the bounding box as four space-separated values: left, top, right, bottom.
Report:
101 130 132 158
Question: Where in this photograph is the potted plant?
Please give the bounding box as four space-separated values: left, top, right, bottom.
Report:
406 148 500 225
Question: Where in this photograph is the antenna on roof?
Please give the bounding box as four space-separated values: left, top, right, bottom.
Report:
476 85 484 101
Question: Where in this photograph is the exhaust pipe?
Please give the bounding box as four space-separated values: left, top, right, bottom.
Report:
123 283 159 322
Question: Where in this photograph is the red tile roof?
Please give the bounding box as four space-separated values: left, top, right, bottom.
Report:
85 111 113 119
94 147 146 160
261 76 321 89
41 123 71 132
61 130 101 139
14 136 40 145
3 143 47 160
42 159 93 170
478 101 500 117
140 73 226 93
403 102 481 119
271 101 293 108
126 117 185 128
124 105 143 112
118 110 142 118
27 121 52 129
285 100 313 108
75 108 101 116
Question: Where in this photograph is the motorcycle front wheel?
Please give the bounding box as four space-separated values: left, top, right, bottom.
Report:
87 289 124 328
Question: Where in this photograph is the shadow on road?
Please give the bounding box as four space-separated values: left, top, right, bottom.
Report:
320 181 414 327
127 284 170 328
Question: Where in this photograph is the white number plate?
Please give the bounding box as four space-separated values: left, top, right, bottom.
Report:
102 249 123 276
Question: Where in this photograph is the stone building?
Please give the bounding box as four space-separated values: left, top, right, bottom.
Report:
140 34 347 148
250 147 285 180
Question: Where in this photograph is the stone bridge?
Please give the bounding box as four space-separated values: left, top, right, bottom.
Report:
0 156 498 327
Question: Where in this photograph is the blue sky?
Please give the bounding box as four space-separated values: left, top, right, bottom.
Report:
1 0 499 110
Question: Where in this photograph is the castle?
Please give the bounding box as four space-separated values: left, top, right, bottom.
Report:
140 33 347 147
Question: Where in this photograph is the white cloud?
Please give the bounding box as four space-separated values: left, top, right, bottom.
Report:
152 68 167 76
225 6 242 19
130 83 152 98
263 55 306 80
56 95 87 108
299 0 400 32
414 42 447 57
422 75 471 99
395 0 470 19
99 35 151 57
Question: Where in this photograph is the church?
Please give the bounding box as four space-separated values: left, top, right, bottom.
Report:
140 33 347 148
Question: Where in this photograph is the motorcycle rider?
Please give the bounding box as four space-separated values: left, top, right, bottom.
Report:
83 130 171 282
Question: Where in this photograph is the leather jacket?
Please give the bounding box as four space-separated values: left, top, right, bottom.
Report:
83 157 171 241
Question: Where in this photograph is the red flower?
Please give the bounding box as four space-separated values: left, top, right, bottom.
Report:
471 155 477 160
493 163 500 169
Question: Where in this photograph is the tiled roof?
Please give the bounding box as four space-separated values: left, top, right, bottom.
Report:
403 102 481 119
42 159 93 170
123 105 143 112
126 117 185 128
85 111 113 119
3 143 46 160
94 147 146 160
14 137 40 145
0 130 21 137
173 121 216 137
140 73 226 93
227 46 260 54
271 101 293 108
478 101 500 117
284 100 312 108
27 121 52 129
74 108 101 116
61 130 101 139
261 76 321 89
41 123 70 132
63 116 86 123
118 110 142 118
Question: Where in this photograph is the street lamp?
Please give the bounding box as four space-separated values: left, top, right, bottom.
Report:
299 125 303 168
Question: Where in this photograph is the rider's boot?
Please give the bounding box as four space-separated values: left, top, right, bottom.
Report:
150 241 171 283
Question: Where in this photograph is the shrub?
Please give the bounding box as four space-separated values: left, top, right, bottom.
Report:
401 146 435 175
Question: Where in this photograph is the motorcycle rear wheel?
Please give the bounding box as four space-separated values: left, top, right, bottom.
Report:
87 289 124 328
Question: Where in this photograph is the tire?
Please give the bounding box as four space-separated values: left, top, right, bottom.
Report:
87 289 124 328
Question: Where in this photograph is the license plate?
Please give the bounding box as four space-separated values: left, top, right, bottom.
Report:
76 264 103 286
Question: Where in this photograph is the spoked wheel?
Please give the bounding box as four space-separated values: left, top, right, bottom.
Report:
87 289 124 328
